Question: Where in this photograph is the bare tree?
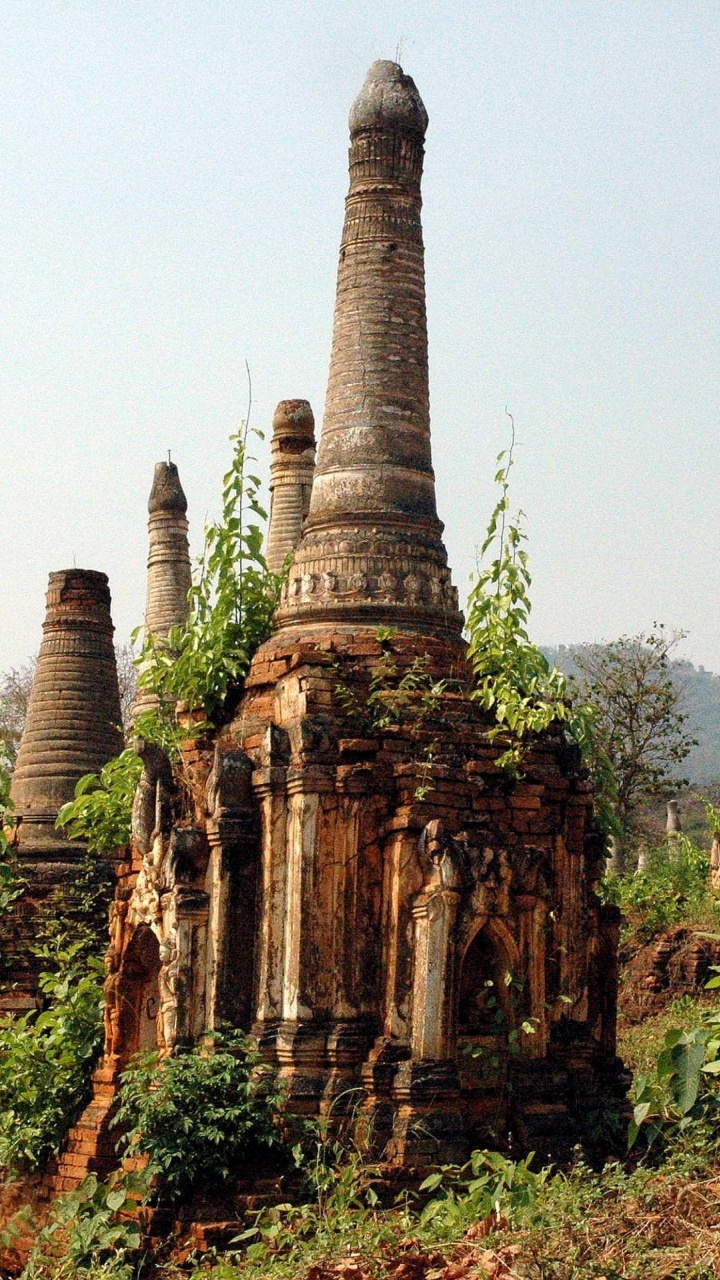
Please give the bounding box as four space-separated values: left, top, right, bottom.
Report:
0 643 137 763
114 642 138 738
0 658 36 765
570 625 696 845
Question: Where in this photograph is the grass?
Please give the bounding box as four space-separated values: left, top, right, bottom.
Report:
9 933 720 1278
618 993 716 1075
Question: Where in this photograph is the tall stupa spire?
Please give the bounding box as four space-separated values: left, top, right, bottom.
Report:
272 60 461 638
132 460 191 721
143 461 191 639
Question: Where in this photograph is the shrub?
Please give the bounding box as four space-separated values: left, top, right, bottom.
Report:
16 1172 142 1279
113 1032 284 1204
615 833 715 943
0 946 105 1174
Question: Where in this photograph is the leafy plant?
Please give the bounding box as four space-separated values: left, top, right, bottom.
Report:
0 944 105 1174
56 748 143 855
135 421 284 720
56 707 180 856
614 832 715 943
16 1172 142 1279
418 1148 546 1239
465 420 608 801
112 1031 284 1204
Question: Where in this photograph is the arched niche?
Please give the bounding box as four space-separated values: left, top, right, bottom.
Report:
458 919 519 1042
115 925 161 1062
456 918 519 1146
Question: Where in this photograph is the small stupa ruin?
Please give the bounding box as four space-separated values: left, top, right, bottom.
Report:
132 460 192 722
2 570 123 1012
53 59 625 1187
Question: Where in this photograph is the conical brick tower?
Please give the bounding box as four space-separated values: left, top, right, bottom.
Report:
265 400 316 576
4 570 123 1011
132 460 191 721
272 60 462 643
11 570 124 848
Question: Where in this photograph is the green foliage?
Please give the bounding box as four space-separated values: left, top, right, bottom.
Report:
229 1143 546 1278
629 1025 712 1148
136 424 283 720
112 1032 284 1204
0 944 105 1174
466 437 571 774
58 420 282 861
700 793 720 834
628 954 720 1155
0 847 111 1176
0 850 23 919
56 707 179 856
465 423 613 823
365 649 447 733
568 626 696 839
236 1142 386 1273
334 633 448 801
417 1148 546 1238
15 1172 142 1279
613 833 715 943
56 748 143 855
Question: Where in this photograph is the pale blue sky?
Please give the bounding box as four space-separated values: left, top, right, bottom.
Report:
2 1 719 673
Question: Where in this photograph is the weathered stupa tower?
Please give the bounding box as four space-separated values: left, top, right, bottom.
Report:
132 461 191 721
273 61 461 642
265 400 317 576
3 570 123 1010
78 61 625 1181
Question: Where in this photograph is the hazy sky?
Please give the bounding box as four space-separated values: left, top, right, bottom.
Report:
1 1 719 675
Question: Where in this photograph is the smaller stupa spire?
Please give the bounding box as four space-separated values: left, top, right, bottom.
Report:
265 400 316 575
132 461 191 722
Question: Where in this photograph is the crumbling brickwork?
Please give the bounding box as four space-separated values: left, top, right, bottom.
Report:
57 61 625 1188
2 570 123 1013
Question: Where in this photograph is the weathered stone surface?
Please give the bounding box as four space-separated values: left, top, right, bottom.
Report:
271 59 462 642
132 460 191 721
65 61 624 1184
11 570 123 843
265 400 316 576
2 570 122 1013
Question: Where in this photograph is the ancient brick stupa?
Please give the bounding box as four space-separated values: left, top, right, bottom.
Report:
2 570 123 1011
64 60 624 1185
265 400 317 577
132 460 192 722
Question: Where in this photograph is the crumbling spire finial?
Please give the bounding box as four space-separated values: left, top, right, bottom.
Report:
269 60 461 642
132 460 192 722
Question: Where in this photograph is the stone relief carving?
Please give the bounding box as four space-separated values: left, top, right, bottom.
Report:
131 738 175 857
411 820 463 1060
158 932 179 1052
206 744 254 821
404 572 422 604
417 818 463 894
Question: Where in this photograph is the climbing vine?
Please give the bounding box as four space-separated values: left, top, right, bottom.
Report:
466 421 574 772
466 419 616 832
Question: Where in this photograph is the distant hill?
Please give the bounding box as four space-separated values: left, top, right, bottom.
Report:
542 646 720 785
